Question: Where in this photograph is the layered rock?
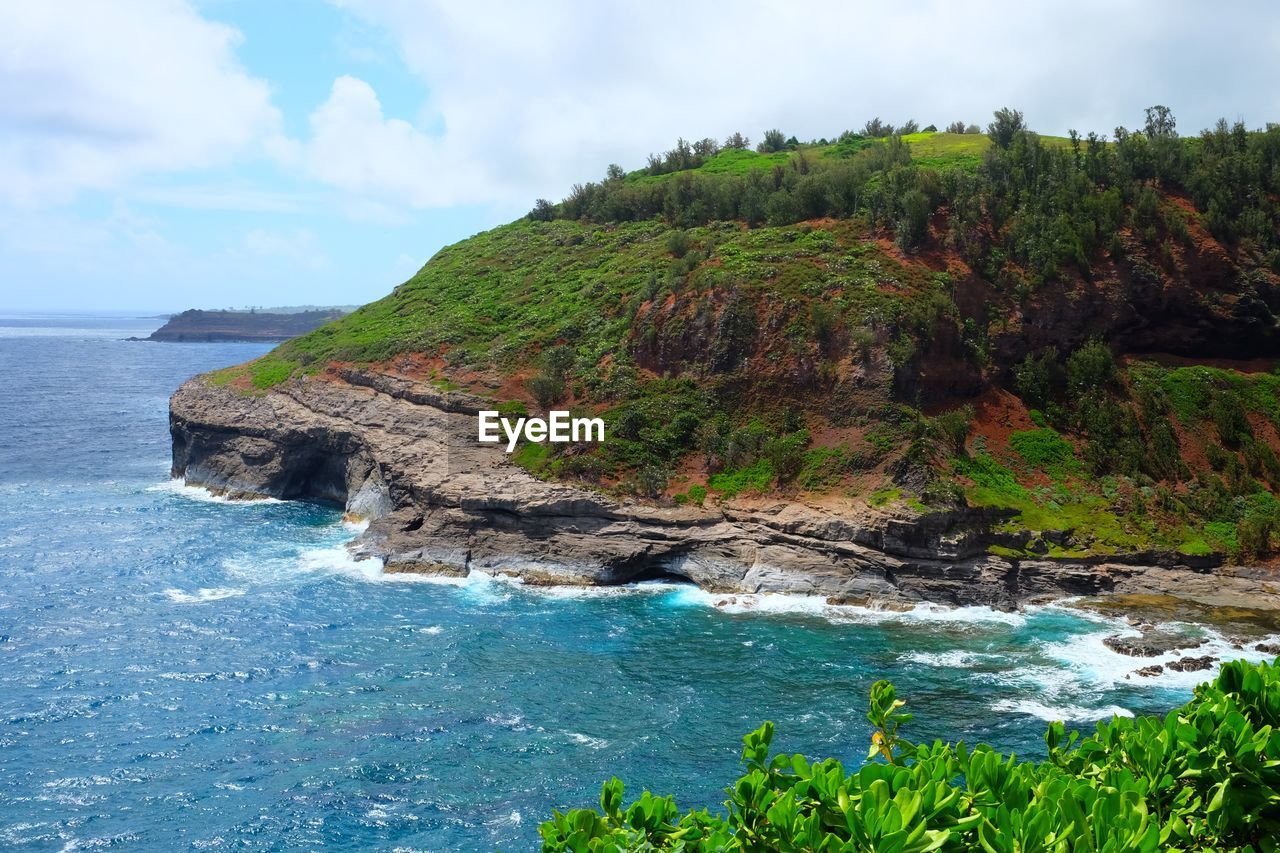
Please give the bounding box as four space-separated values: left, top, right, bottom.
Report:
170 371 1280 610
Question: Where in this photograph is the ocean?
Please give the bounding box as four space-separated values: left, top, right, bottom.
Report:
0 312 1272 850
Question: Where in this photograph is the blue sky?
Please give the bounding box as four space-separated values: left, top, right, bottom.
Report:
2 1 1278 313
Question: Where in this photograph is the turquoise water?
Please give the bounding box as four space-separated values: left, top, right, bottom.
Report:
0 313 1271 851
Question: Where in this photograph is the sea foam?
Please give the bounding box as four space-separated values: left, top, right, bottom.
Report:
163 587 246 604
147 478 281 505
991 698 1134 722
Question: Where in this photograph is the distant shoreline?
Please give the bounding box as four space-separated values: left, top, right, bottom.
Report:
143 307 349 343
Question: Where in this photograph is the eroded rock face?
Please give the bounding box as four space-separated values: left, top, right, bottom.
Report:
169 372 1280 609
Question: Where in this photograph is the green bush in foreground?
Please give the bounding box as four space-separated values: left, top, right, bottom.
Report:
540 659 1280 851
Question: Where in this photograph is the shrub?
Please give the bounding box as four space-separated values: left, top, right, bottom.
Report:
666 230 691 258
763 430 810 483
527 373 565 409
894 188 931 251
1013 347 1060 410
930 405 973 457
1237 514 1273 560
631 464 670 498
1066 339 1116 397
850 327 876 362
809 302 836 346
921 478 965 507
1211 392 1252 448
541 658 1280 851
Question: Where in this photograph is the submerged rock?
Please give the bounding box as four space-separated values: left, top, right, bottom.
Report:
1132 664 1165 678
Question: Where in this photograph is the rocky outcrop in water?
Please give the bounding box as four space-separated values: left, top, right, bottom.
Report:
1104 631 1206 657
149 309 349 343
169 371 1280 610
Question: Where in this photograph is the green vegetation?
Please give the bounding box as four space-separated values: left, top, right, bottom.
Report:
1009 428 1079 476
708 459 774 499
249 356 299 390
212 105 1280 560
541 658 1280 851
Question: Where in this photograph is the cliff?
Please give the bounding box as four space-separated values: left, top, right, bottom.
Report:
169 368 1280 609
149 308 349 342
169 117 1280 604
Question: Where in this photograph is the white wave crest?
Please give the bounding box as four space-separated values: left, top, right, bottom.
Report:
666 586 1028 627
901 650 1007 669
1037 625 1267 690
163 587 245 604
991 698 1133 722
565 731 609 749
512 578 689 600
147 478 281 504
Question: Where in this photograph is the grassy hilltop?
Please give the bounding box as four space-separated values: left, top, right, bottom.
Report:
215 109 1280 562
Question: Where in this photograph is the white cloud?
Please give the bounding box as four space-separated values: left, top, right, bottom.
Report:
236 228 332 271
302 75 489 207
0 0 285 205
318 0 1280 210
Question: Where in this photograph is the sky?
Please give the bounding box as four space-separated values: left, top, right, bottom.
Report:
2 1 1278 313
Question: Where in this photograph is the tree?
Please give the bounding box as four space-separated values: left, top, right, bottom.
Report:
1144 104 1177 139
723 131 749 150
862 117 894 137
895 189 931 251
757 128 787 153
899 119 920 134
692 137 719 158
528 198 555 221
946 120 968 134
1143 105 1182 183
964 123 980 134
666 137 694 170
987 107 1025 148
605 163 624 182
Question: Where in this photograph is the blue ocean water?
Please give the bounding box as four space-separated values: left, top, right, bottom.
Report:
0 313 1271 851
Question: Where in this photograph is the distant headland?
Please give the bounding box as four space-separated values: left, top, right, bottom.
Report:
145 307 354 343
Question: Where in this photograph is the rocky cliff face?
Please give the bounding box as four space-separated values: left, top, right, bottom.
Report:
169 371 1280 610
